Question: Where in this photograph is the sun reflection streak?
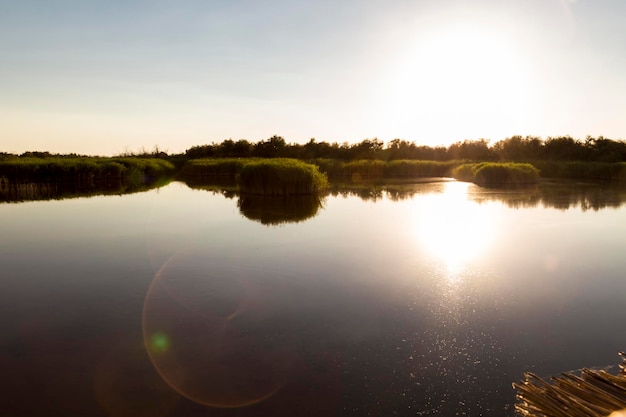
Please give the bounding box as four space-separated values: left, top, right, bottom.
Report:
412 182 496 280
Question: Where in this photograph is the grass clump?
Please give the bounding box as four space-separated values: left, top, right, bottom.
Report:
385 160 457 178
312 159 458 181
452 162 539 187
238 159 328 195
176 158 251 179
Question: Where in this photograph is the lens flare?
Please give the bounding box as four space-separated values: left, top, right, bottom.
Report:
142 251 295 408
149 332 170 354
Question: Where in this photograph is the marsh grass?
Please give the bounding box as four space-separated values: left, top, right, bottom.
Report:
532 161 626 181
176 158 253 179
0 157 175 185
385 160 458 178
238 159 328 195
312 159 458 181
452 162 540 187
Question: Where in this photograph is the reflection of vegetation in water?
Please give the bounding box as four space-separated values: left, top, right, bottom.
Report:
0 177 172 203
237 194 324 225
180 177 239 199
179 158 328 196
182 178 324 225
327 179 452 202
469 181 626 211
327 179 626 211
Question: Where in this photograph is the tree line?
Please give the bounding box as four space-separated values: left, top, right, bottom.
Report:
4 134 626 163
185 135 626 162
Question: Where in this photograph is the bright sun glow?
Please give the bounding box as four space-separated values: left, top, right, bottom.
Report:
412 182 495 278
381 24 532 143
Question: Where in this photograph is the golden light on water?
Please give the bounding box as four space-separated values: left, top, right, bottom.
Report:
412 182 496 278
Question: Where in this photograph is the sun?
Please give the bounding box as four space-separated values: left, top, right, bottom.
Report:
380 23 532 143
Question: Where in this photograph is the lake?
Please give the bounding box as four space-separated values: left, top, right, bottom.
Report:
1 179 625 416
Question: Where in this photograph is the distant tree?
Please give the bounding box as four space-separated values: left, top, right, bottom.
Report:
492 135 543 161
186 144 216 159
584 136 626 162
232 139 252 158
543 136 586 160
447 139 494 161
21 151 52 158
252 135 287 158
385 139 418 160
347 138 384 160
215 139 252 158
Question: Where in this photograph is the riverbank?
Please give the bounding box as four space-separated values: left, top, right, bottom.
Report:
2 154 626 190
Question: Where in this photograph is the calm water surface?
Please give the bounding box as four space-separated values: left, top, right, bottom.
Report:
1 180 625 416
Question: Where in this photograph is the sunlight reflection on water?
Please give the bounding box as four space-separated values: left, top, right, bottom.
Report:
412 181 498 277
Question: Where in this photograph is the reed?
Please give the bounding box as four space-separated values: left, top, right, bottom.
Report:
176 158 251 179
0 157 174 185
532 161 626 181
513 352 626 417
312 159 458 181
238 159 328 195
384 160 457 178
452 162 540 186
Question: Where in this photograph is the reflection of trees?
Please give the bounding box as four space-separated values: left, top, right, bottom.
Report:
183 178 324 225
469 182 626 211
329 181 626 211
182 178 239 199
327 181 449 202
181 178 626 212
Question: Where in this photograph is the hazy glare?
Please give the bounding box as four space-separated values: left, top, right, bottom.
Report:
1 0 625 155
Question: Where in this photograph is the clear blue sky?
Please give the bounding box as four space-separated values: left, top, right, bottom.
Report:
1 0 625 155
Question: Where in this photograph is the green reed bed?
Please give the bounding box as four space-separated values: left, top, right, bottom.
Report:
312 159 458 181
532 161 626 182
176 158 252 180
0 157 174 185
452 162 540 187
384 160 458 178
110 158 175 178
238 159 328 195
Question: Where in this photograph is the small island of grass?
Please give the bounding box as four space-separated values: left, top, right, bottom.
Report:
238 159 328 195
452 162 540 187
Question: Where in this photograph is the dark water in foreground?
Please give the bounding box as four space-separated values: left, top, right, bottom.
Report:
1 180 625 416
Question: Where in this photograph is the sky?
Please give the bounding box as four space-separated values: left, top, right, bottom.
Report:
1 0 625 155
